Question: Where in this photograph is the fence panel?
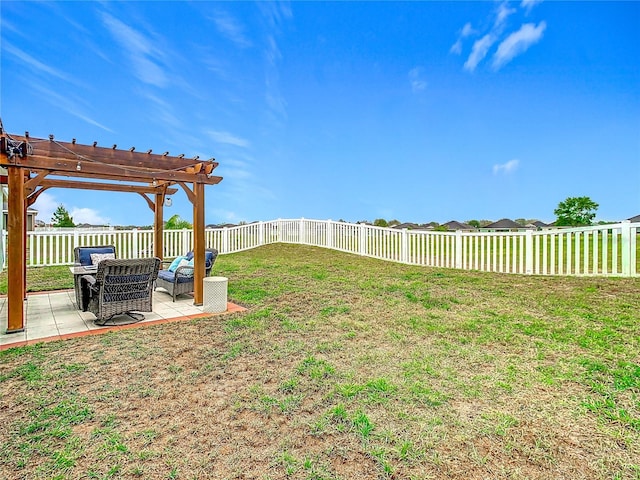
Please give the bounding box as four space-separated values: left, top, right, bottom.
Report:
3 220 638 277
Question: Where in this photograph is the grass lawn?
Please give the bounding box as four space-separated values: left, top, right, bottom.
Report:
0 244 638 479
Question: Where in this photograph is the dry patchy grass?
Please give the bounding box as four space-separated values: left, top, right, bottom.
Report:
1 244 639 479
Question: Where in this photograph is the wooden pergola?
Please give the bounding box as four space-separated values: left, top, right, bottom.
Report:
0 129 222 333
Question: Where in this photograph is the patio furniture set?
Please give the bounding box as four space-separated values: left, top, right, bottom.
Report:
70 245 219 325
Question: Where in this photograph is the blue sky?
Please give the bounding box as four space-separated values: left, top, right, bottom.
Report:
1 1 638 226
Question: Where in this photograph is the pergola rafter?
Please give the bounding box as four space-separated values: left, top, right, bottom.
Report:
0 130 223 333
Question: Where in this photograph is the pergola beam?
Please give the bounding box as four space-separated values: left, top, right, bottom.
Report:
34 178 179 196
12 156 222 185
7 135 220 173
30 168 221 186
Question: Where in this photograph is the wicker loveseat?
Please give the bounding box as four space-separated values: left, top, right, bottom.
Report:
81 257 161 325
155 248 219 302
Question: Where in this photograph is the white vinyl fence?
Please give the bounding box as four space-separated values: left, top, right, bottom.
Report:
2 219 638 277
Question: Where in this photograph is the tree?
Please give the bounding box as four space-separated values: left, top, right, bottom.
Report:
51 204 75 227
466 220 481 228
373 218 388 227
554 196 599 226
165 214 192 229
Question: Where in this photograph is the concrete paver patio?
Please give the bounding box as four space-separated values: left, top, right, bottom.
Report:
0 289 245 350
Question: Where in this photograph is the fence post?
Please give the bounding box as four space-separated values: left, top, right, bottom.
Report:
132 228 139 258
359 223 367 256
277 219 282 243
327 220 333 249
454 230 463 269
525 230 534 274
402 229 409 263
259 221 264 246
223 227 229 253
180 228 189 253
621 220 631 277
300 218 306 245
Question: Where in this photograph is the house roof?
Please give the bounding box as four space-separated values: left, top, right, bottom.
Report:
442 220 474 230
392 222 419 229
483 218 527 229
414 224 435 230
627 214 640 223
529 220 548 228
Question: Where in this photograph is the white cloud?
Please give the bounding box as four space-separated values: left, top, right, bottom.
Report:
29 83 114 132
101 12 168 87
408 67 427 93
70 207 111 226
258 1 293 30
493 159 520 175
521 0 543 13
450 39 463 55
495 2 516 29
457 2 546 72
211 10 251 48
31 192 59 224
461 22 475 37
450 22 475 54
210 208 241 223
257 3 293 128
464 34 495 72
31 193 110 226
207 130 250 148
493 22 546 69
3 42 71 82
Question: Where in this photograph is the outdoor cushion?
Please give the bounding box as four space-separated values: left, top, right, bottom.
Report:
157 269 193 284
91 253 116 265
167 256 186 272
77 246 115 266
179 251 214 268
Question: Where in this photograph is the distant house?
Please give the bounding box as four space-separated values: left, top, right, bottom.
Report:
414 223 435 231
392 222 419 230
526 220 549 230
627 215 640 223
480 218 532 232
206 223 236 229
76 223 110 229
2 207 38 231
441 220 475 231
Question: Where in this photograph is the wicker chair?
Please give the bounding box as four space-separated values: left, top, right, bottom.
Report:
73 245 117 308
81 257 161 325
155 248 219 302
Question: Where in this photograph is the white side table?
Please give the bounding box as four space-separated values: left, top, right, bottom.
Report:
203 276 228 313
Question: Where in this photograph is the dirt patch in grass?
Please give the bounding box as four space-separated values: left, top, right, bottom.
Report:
1 244 639 479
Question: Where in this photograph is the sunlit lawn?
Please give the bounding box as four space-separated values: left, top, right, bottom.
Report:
1 244 638 479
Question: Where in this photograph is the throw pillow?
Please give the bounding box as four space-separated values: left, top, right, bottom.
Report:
168 256 185 272
176 258 195 277
90 253 115 265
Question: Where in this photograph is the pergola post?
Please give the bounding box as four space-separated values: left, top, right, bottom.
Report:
192 182 205 305
6 165 25 332
154 192 164 261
